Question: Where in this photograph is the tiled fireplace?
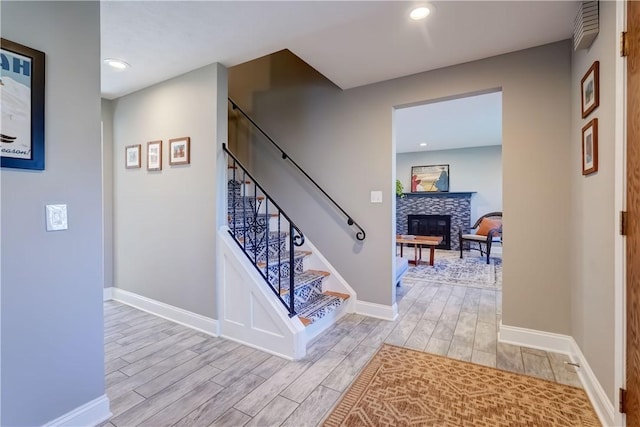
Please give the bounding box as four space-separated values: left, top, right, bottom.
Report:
396 192 475 251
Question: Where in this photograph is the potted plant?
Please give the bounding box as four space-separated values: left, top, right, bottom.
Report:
396 180 406 198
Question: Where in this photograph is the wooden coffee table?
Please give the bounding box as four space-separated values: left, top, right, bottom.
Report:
396 235 443 266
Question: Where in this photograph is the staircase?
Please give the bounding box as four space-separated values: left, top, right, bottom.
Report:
220 100 364 359
217 149 355 359
226 173 351 328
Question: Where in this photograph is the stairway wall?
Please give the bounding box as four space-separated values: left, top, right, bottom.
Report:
112 63 227 319
229 43 573 334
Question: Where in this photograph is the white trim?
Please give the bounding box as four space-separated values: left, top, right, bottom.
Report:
217 229 305 359
355 300 398 321
614 2 627 427
498 323 573 354
498 324 614 426
569 337 616 427
111 288 218 336
103 287 113 301
42 394 111 427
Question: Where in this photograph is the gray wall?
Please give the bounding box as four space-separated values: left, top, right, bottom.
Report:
102 99 114 287
1 2 105 425
396 145 503 221
230 42 572 333
570 0 616 404
112 64 227 319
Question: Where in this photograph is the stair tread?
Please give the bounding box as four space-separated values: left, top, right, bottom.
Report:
228 195 265 201
228 212 278 221
297 292 350 326
257 250 311 268
237 231 288 243
278 270 329 295
323 290 351 299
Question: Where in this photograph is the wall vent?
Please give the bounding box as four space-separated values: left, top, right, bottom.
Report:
574 1 599 50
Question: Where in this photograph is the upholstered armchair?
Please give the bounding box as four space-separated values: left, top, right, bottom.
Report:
459 212 502 264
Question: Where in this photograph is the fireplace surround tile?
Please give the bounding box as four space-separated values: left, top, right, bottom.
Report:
396 193 474 251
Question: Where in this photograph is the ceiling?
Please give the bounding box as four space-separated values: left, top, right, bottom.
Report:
395 91 502 153
102 1 577 153
101 1 579 100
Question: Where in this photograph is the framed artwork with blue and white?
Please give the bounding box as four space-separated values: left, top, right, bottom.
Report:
1 38 45 170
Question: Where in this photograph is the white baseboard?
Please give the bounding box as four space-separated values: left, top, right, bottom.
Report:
103 287 113 301
568 337 616 427
43 394 111 427
355 300 398 321
499 323 614 426
111 288 218 336
499 323 573 354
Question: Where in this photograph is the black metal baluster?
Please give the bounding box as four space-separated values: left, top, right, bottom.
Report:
232 160 237 237
289 223 295 316
253 181 258 266
278 212 282 296
265 198 269 285
242 170 247 252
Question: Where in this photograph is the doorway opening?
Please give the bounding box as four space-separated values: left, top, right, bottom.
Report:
392 89 504 346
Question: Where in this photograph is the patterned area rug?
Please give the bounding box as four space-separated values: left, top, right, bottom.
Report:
323 344 600 427
403 250 502 289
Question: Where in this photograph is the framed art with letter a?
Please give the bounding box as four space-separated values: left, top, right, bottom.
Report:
1 38 45 170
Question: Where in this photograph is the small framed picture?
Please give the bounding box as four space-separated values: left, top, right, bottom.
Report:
169 137 190 166
147 140 162 171
125 144 141 169
581 61 599 118
582 118 598 176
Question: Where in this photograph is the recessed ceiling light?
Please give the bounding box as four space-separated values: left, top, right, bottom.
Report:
419 142 428 147
410 6 431 20
104 58 130 70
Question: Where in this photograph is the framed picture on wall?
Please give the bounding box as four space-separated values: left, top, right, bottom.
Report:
147 140 162 171
581 61 599 118
411 164 449 192
1 38 46 170
125 144 141 169
582 118 598 175
169 137 190 166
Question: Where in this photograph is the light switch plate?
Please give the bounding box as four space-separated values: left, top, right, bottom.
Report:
46 204 68 231
370 191 383 203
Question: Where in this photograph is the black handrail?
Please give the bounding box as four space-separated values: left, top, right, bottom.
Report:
224 143 304 317
228 97 366 241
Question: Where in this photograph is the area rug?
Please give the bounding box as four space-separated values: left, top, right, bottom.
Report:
403 250 502 289
323 344 600 427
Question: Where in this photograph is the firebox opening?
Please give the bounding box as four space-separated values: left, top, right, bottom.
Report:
407 214 451 250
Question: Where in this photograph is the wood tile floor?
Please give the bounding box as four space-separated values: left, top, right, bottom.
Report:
101 270 582 426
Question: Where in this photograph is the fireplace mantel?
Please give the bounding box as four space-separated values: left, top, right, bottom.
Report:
400 192 476 198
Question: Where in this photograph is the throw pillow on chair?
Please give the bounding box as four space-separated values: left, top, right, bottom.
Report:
476 218 502 236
